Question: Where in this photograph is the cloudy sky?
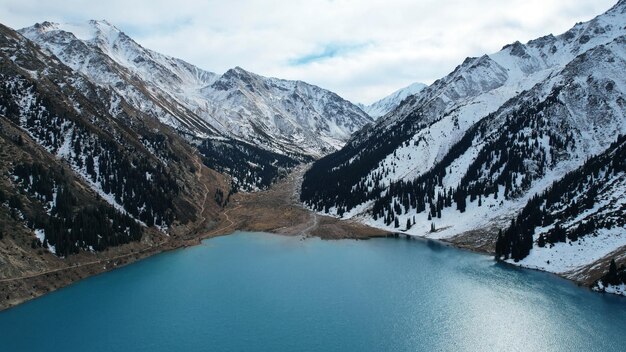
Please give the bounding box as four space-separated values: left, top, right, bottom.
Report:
0 0 616 103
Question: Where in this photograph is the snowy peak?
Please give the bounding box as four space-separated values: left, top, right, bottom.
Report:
301 1 626 289
19 20 371 158
22 20 125 50
203 65 373 157
359 82 427 118
22 20 220 88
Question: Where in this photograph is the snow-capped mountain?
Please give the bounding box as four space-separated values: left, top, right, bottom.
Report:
0 22 225 255
19 21 372 158
358 82 427 118
497 134 626 286
19 20 221 139
302 0 626 286
201 66 372 157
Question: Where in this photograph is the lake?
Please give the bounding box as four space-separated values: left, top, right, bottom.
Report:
1 231 625 351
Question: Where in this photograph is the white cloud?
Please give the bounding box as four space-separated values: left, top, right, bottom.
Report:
0 0 617 103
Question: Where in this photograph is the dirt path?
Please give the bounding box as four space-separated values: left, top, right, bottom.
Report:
226 165 389 239
203 204 241 237
0 241 161 283
300 212 318 237
194 155 210 225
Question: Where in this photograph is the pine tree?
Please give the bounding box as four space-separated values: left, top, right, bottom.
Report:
495 229 505 260
8 194 22 210
607 259 619 286
394 217 400 228
430 222 436 232
537 233 546 248
406 218 412 230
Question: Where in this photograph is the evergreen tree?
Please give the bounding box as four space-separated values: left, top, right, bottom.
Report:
8 194 22 210
607 259 619 286
537 233 546 248
495 229 505 260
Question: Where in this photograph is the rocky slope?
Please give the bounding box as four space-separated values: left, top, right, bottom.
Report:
0 21 228 279
301 0 626 290
19 21 372 159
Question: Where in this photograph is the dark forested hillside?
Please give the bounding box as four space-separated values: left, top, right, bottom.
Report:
199 139 308 192
0 23 226 258
300 1 626 288
11 161 142 256
496 134 626 262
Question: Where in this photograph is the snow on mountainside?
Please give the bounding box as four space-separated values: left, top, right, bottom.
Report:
358 82 427 118
301 0 626 286
498 135 626 279
19 21 372 158
19 20 220 139
0 22 225 255
202 66 373 157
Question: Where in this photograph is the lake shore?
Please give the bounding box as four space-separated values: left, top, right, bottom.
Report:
0 165 389 311
2 164 622 311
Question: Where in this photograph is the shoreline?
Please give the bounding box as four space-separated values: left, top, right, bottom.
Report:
3 164 624 311
4 211 624 312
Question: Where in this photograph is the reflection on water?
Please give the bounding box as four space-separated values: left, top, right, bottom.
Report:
0 231 624 352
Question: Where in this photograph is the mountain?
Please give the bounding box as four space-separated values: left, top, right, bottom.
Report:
18 20 220 139
0 22 227 261
301 0 626 287
19 21 372 160
358 82 427 118
496 134 626 282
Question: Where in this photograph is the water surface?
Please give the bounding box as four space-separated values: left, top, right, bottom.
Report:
1 232 625 351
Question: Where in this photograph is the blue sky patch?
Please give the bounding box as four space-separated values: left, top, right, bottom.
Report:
290 42 369 66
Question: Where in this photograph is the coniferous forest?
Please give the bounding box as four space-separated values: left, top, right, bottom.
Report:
496 134 626 261
199 138 307 191
597 259 626 290
11 162 142 256
302 85 572 224
0 74 181 228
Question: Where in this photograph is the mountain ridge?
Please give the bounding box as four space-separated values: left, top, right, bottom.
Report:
358 82 427 118
301 0 626 290
19 20 372 159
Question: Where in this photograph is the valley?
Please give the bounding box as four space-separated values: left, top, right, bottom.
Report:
0 163 387 311
0 0 625 315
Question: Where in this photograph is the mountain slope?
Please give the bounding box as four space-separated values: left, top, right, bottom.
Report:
19 21 372 159
496 134 626 278
19 20 220 139
202 66 372 157
0 22 226 258
358 82 427 118
301 1 626 286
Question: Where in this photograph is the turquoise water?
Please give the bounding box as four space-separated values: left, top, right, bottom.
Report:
1 231 625 351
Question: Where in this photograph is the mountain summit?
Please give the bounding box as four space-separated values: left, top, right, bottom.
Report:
359 82 427 118
19 20 372 158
